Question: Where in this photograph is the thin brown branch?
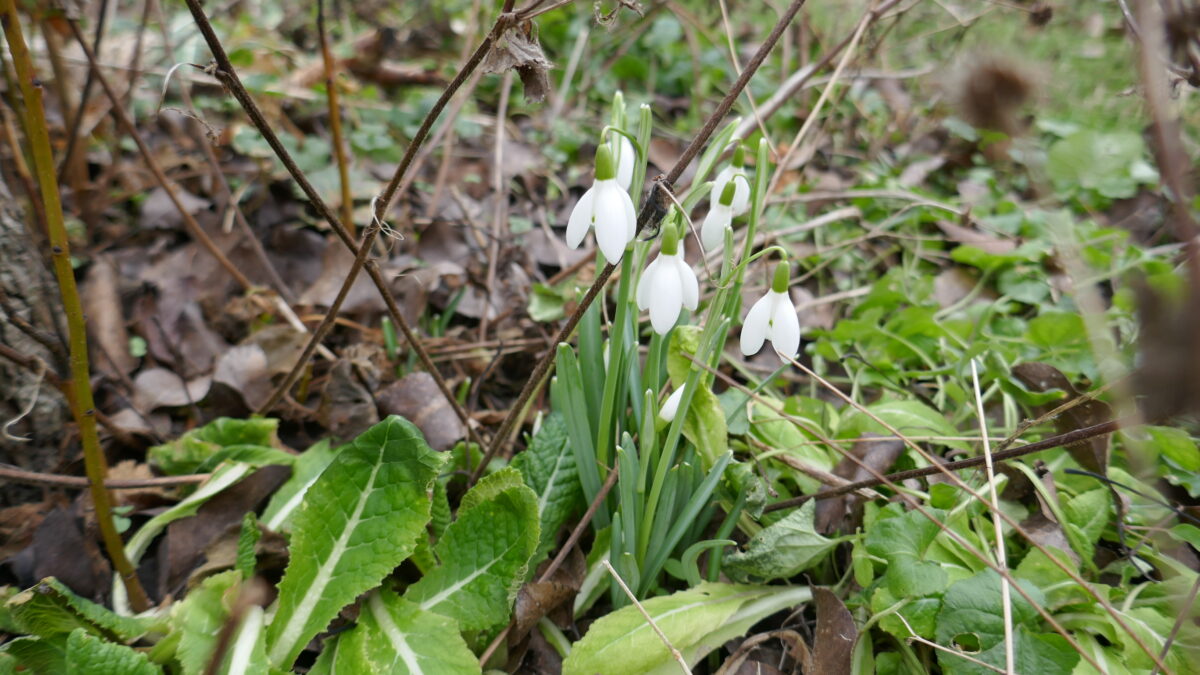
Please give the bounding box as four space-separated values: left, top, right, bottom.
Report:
0 463 209 489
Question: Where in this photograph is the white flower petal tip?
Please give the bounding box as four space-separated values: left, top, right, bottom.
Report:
701 203 733 251
740 289 800 362
636 244 698 336
564 178 636 262
713 166 751 216
659 387 685 422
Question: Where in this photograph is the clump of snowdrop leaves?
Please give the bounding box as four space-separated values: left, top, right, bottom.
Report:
566 143 637 263
741 262 800 363
711 143 751 217
702 180 737 250
636 221 698 335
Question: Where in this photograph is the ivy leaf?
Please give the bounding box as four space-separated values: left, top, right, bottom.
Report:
7 577 155 642
265 416 445 669
935 570 1078 675
511 413 584 564
327 590 480 674
563 582 812 675
724 501 836 581
260 439 338 532
403 467 539 632
865 506 950 598
65 628 162 675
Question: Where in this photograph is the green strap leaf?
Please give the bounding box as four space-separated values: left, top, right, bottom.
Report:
7 577 156 642
65 628 162 675
265 416 444 668
218 606 268 675
403 467 539 632
329 590 480 675
512 413 583 563
563 582 812 675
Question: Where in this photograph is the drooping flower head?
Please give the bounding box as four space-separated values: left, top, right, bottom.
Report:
636 220 699 335
740 262 800 363
701 180 737 251
711 143 751 217
566 144 637 263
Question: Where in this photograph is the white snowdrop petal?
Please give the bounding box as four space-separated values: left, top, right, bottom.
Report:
566 187 596 249
659 387 684 422
740 293 773 356
675 255 700 311
731 173 751 215
593 181 630 262
769 291 801 362
648 264 682 335
620 188 637 242
702 204 731 251
636 256 661 311
612 135 636 192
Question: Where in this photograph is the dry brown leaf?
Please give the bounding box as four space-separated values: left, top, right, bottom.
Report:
1012 362 1110 474
815 435 904 534
83 255 136 377
133 368 212 410
318 359 379 440
812 588 858 675
377 372 465 451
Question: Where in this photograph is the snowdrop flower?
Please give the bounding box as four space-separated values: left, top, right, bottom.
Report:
659 387 684 422
711 144 750 216
636 222 698 335
741 263 800 363
566 144 636 263
701 181 737 250
609 133 636 192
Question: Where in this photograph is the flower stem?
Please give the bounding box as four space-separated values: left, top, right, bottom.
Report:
0 1 149 612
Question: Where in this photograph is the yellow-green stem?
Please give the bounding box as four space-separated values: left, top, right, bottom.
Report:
0 2 149 612
317 0 354 238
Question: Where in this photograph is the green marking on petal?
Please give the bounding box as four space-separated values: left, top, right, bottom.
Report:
719 180 737 206
595 144 616 181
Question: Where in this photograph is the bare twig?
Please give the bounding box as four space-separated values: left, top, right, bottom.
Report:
1 1 149 612
0 463 210 489
317 0 355 238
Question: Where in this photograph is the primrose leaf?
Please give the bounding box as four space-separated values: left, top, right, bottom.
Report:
935 570 1078 675
563 582 812 675
260 439 338 532
1146 426 1200 472
683 386 729 465
265 416 445 669
666 325 703 387
1 635 67 673
838 400 964 451
1046 130 1153 199
866 507 951 598
750 397 835 493
511 413 584 563
172 571 240 675
1063 488 1110 562
328 590 480 675
215 606 268 675
724 501 836 581
7 578 155 642
65 628 162 675
149 417 280 475
404 467 539 631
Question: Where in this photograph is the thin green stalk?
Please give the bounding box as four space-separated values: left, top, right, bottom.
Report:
0 1 149 612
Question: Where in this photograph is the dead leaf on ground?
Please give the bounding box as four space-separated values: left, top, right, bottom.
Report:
934 267 998 309
318 359 379 440
1012 362 1110 474
815 434 904 534
83 255 136 377
508 546 586 672
139 186 210 231
377 372 465 451
812 588 858 675
937 220 1017 255
0 500 57 561
108 460 170 511
718 630 805 675
9 506 110 601
298 240 386 314
133 367 212 410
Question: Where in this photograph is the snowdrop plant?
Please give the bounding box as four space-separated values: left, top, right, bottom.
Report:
741 262 800 363
636 220 699 335
711 143 750 216
702 180 737 250
566 143 637 263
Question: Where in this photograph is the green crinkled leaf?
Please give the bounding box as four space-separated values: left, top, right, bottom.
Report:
236 513 261 580
7 577 155 642
260 439 338 532
664 327 728 463
666 325 702 387
750 397 835 493
935 570 1078 675
1064 488 1110 563
192 445 295 474
149 417 279 475
1046 130 1155 199
563 582 812 675
1 635 67 673
329 591 480 675
265 416 445 669
724 501 836 581
1146 426 1200 471
65 628 162 675
865 507 950 598
173 570 241 675
403 467 539 632
511 413 583 563
871 585 940 640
